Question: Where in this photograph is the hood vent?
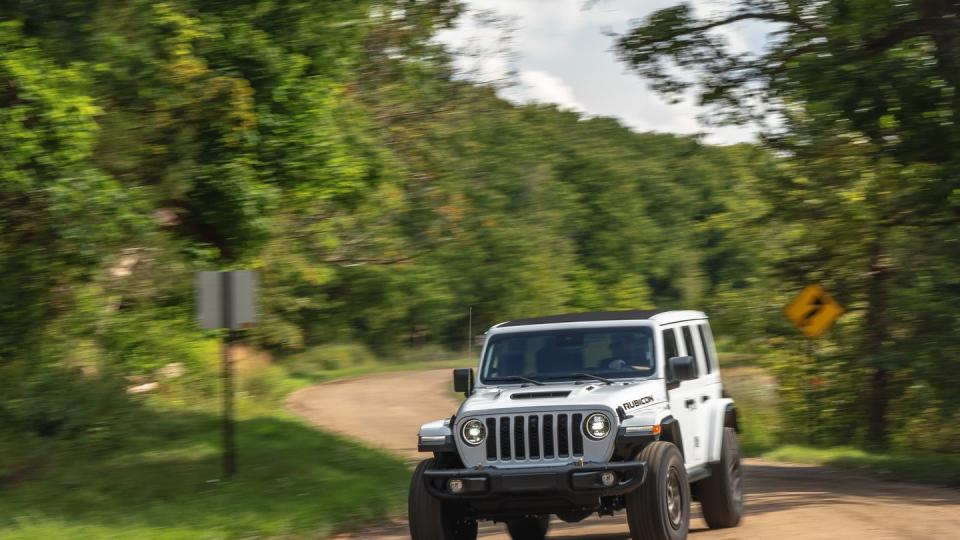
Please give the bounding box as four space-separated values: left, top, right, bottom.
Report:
510 390 572 400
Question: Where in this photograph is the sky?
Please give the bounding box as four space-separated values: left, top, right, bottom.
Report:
435 0 775 145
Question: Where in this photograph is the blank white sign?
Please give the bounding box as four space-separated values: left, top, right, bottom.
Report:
195 271 258 329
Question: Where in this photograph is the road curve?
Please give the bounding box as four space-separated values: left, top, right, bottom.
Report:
288 369 960 540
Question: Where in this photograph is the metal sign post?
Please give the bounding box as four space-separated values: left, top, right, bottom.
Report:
784 283 844 444
196 270 258 478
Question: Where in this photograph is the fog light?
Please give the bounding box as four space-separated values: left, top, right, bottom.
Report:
448 479 464 493
600 471 617 487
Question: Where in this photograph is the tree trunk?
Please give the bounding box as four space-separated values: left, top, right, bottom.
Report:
865 239 890 448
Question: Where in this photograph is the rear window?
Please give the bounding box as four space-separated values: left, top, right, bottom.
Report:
681 326 701 377
698 323 717 374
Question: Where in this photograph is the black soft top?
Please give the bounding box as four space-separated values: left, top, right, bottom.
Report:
499 309 671 328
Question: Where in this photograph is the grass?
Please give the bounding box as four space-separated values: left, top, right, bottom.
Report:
761 445 960 487
278 342 470 384
287 357 469 384
0 345 476 540
0 390 413 540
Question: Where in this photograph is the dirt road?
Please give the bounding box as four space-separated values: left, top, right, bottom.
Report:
288 369 960 539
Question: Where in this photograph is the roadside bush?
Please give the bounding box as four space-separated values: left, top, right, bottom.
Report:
284 342 376 377
239 364 298 402
97 311 213 375
760 348 869 447
889 382 960 453
721 363 782 455
0 363 137 444
390 344 463 364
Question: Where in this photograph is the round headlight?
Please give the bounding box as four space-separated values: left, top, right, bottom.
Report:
584 413 612 440
461 419 486 446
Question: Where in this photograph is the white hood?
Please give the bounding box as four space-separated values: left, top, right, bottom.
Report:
460 378 667 417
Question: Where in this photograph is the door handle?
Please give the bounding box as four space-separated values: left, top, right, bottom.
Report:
685 399 696 409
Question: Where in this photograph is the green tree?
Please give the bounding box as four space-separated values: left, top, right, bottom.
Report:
616 0 960 447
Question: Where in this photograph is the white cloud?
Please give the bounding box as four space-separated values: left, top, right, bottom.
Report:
503 70 586 112
437 0 774 145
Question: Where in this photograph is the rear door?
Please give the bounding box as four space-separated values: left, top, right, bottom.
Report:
663 324 708 467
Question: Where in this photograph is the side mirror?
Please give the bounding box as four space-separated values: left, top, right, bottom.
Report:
453 368 475 397
667 356 697 385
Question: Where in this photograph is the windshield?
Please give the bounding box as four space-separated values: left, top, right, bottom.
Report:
480 327 656 384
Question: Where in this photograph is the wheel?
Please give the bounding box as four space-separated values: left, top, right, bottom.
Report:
626 441 690 540
697 427 743 528
408 458 478 540
506 515 549 539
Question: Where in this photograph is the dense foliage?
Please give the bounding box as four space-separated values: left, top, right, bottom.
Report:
1 0 956 468
617 0 960 450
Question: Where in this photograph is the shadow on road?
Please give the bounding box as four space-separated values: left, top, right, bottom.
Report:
738 461 958 518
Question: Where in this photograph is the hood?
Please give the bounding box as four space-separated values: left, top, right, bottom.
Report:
459 378 667 417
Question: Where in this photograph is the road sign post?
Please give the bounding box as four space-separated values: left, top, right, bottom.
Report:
785 284 843 443
196 270 258 478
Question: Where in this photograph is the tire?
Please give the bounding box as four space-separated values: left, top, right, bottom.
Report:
697 427 743 529
408 459 479 540
626 441 690 540
506 515 549 540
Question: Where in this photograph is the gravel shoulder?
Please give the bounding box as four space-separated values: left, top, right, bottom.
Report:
288 369 960 540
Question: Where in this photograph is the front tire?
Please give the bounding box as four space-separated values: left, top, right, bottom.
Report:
626 441 690 540
409 459 478 540
697 427 743 528
506 515 549 540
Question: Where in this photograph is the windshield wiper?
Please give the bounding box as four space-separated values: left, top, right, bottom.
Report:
487 375 545 386
541 373 615 385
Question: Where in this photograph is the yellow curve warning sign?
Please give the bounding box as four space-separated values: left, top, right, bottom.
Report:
784 284 844 339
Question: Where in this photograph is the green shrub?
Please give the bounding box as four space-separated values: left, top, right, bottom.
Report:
389 344 463 364
0 363 137 444
98 311 214 375
284 342 376 377
889 382 960 453
239 364 298 402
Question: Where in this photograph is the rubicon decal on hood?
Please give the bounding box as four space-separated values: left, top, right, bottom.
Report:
622 396 654 411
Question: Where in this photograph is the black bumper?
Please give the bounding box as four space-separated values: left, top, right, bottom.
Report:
422 461 647 502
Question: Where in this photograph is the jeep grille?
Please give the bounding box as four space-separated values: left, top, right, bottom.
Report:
481 413 585 462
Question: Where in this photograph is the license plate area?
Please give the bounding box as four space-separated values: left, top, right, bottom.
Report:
499 472 561 492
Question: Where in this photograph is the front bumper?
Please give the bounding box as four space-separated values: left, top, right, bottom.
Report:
422 461 647 501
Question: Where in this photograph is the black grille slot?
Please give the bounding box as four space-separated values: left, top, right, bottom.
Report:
528 415 540 459
514 416 526 459
485 418 497 459
511 391 572 400
572 413 584 456
543 415 555 458
499 417 511 460
558 414 569 457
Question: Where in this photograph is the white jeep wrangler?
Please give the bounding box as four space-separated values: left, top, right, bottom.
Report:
410 310 743 540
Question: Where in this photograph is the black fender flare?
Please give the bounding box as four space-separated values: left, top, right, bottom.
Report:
659 416 685 458
724 403 740 433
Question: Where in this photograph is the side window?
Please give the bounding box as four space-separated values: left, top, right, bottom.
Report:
680 326 701 378
662 328 679 360
698 324 717 374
